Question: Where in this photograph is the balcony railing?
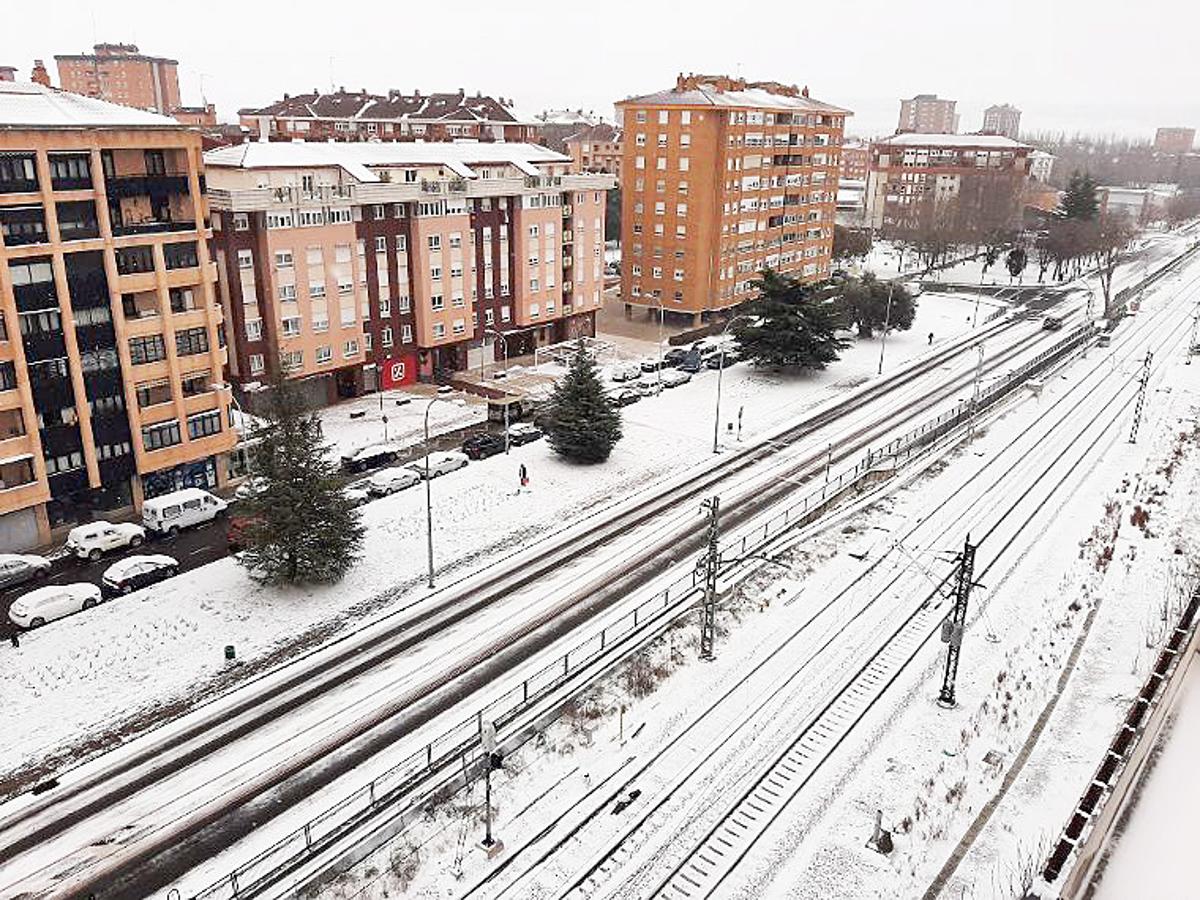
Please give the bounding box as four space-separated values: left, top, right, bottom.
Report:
112 219 197 238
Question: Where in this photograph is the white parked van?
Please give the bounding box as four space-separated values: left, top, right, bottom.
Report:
142 488 228 536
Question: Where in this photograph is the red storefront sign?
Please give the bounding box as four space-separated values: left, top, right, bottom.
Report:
380 353 418 389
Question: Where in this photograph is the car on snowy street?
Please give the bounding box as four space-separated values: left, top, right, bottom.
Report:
706 349 739 369
368 467 422 496
342 482 372 506
462 432 507 460
341 442 402 473
637 380 663 397
613 388 641 407
660 369 692 388
609 363 642 382
9 582 103 628
507 423 544 446
662 347 689 367
640 357 664 373
142 488 227 536
1042 315 1063 331
233 477 268 502
65 521 145 561
102 555 179 597
0 553 52 589
406 451 469 479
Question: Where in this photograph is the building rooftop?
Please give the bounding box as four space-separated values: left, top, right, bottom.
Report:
0 80 182 129
879 132 1030 149
55 43 178 65
565 122 622 144
204 140 570 181
619 74 850 115
240 88 531 125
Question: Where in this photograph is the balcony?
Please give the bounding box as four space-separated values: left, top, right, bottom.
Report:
562 205 572 217
0 205 48 246
112 219 197 238
104 172 191 199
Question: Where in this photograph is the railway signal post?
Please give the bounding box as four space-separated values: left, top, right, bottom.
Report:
937 536 977 708
700 496 721 661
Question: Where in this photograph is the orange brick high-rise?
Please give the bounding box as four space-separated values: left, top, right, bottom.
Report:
617 75 848 324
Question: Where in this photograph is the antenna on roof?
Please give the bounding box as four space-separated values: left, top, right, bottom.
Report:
328 55 334 94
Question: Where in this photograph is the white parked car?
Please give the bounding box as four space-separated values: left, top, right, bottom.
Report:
65 521 145 561
0 553 51 589
406 451 469 479
609 363 642 383
368 467 422 496
342 484 371 507
234 476 268 502
341 442 402 473
660 369 692 388
9 582 103 628
142 488 227 536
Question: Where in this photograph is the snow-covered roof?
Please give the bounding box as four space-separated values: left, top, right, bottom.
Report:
204 140 569 182
0 80 180 129
241 89 531 125
879 132 1031 150
619 80 849 115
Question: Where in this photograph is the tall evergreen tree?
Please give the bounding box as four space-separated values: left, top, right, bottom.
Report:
836 273 917 339
238 372 364 584
544 341 623 463
733 269 849 369
1059 170 1099 221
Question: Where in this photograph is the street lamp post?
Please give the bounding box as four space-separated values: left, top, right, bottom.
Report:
712 314 753 454
877 280 896 376
423 396 447 589
482 328 511 452
651 296 665 392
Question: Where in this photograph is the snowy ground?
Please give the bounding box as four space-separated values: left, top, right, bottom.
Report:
314 387 484 462
0 290 1000 786
310 244 1200 900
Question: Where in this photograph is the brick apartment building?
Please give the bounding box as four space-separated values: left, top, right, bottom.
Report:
1154 127 1196 155
239 89 537 144
864 133 1031 232
897 94 958 134
982 103 1022 139
55 44 181 115
565 123 623 177
0 81 236 548
840 140 870 181
204 142 614 403
616 74 848 323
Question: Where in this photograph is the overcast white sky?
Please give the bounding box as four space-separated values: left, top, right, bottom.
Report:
4 0 1197 140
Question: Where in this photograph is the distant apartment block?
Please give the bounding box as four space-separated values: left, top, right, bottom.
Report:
616 74 848 323
865 133 1031 231
840 140 870 181
204 142 613 402
982 103 1022 139
55 44 181 115
1154 127 1196 155
238 89 536 144
897 94 958 134
0 81 235 548
566 123 623 177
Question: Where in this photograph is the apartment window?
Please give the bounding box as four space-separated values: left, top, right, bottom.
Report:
399 295 411 312
681 111 691 126
187 410 223 440
500 282 510 297
278 284 296 301
654 201 665 215
299 210 324 227
363 331 373 351
656 157 666 171
680 135 691 149
381 326 393 348
236 249 253 270
128 335 166 365
677 203 688 217
274 250 293 269
142 420 182 451
449 232 462 248
267 212 293 229
635 111 647 124
530 278 540 291
657 134 667 148
312 315 329 333
432 322 446 339
249 353 265 375
373 204 385 219
430 294 445 311
452 294 465 308
635 156 645 170
233 213 250 231
344 339 359 357
175 327 209 357
451 320 465 336
428 235 441 250
678 180 689 195
375 236 387 253
635 133 646 147
679 158 690 172
676 225 687 238
632 264 642 276
430 266 442 280
652 267 663 279
658 110 668 125
402 324 413 343
281 316 301 336
674 269 685 281
379 297 392 316
309 283 326 298
484 309 495 326
245 319 263 341
529 303 540 319
328 208 352 224
654 223 664 236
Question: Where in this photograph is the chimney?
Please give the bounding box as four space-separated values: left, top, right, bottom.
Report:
802 85 810 98
283 92 290 100
414 89 421 99
0 65 16 82
31 59 50 87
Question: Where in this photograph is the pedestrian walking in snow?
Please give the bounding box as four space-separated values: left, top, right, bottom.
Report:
9 631 19 649
928 332 934 345
519 463 529 490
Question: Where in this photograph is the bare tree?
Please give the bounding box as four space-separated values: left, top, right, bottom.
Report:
1090 212 1135 317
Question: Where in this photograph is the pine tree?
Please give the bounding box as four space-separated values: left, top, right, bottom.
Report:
544 341 623 463
1005 246 1028 279
835 273 916 339
238 372 364 584
733 269 849 369
1059 171 1099 221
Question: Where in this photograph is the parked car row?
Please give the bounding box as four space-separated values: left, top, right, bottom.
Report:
461 423 543 460
9 553 180 628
